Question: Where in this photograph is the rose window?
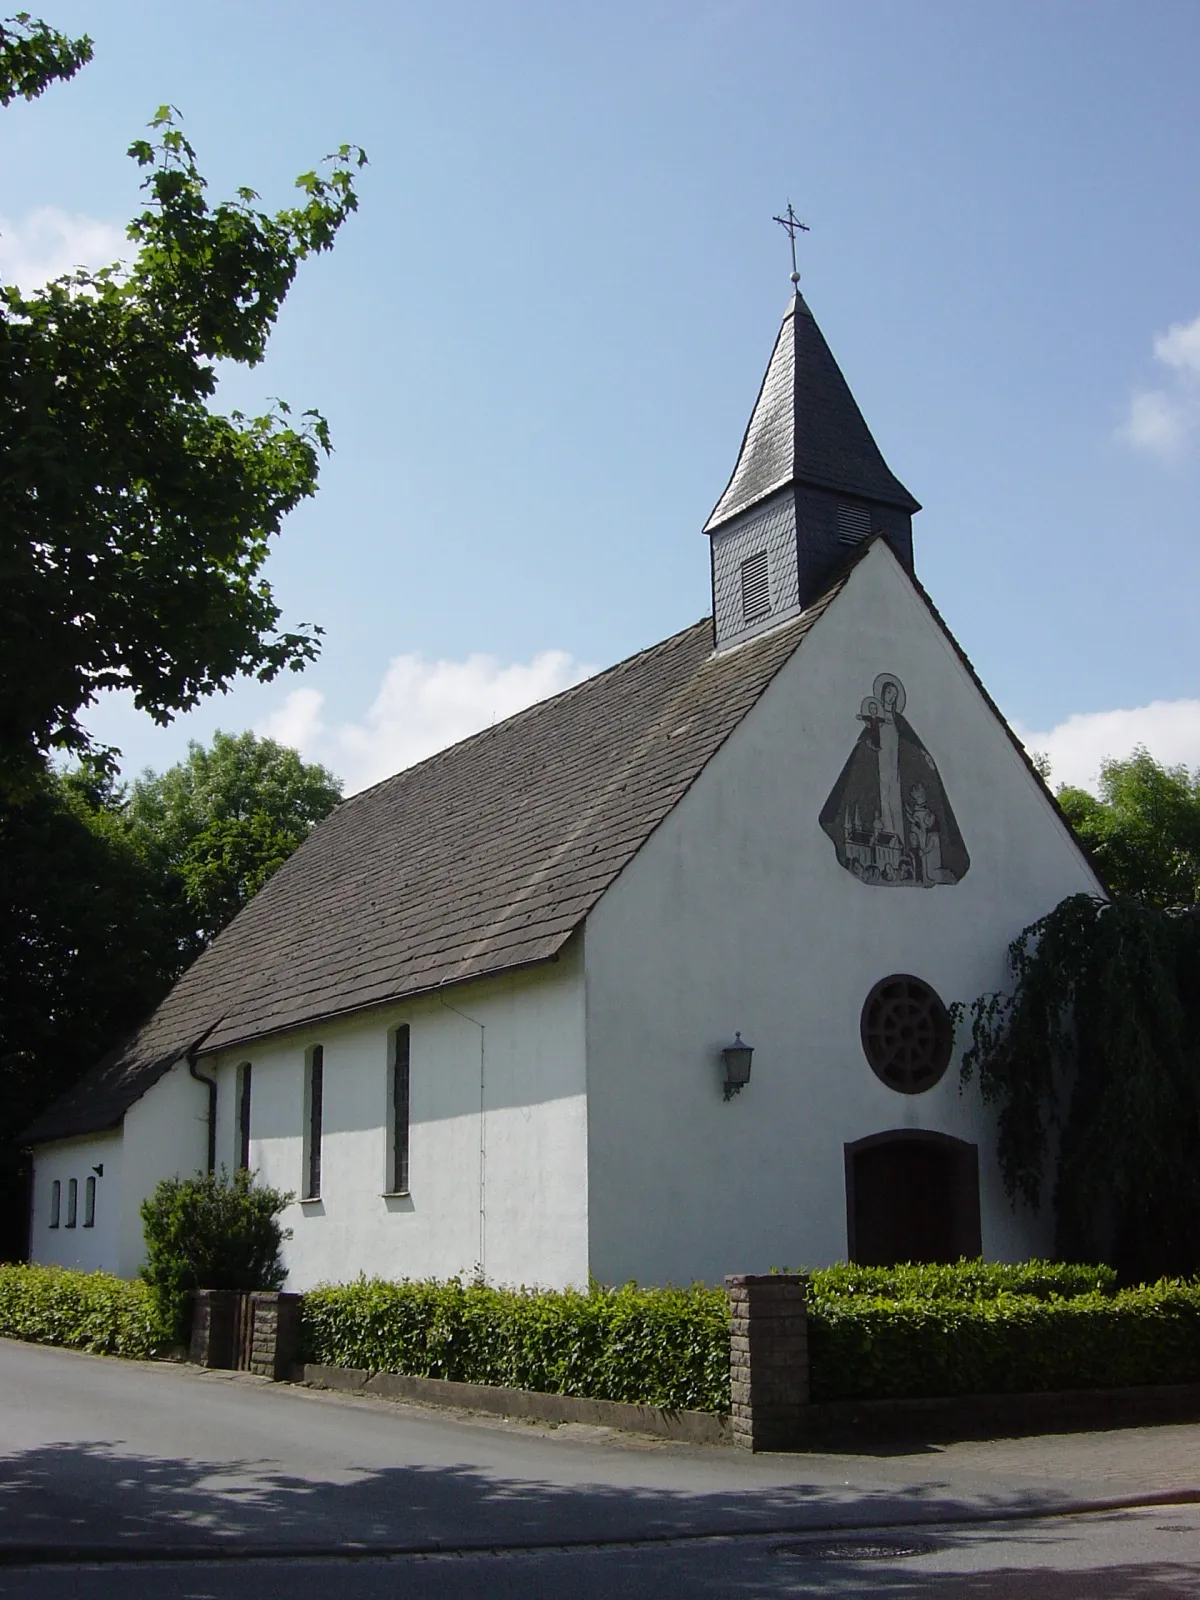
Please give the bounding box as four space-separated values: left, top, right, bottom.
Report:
860 975 953 1094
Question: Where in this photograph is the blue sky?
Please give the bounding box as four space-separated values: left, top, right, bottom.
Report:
4 0 1198 792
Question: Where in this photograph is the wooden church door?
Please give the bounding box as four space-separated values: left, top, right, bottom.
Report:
846 1132 981 1265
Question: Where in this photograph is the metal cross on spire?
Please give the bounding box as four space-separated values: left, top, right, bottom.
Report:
772 201 810 285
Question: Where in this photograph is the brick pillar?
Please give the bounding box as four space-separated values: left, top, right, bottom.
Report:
245 1291 303 1380
189 1288 238 1368
725 1272 809 1451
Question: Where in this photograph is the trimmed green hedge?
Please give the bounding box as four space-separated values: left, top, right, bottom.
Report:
0 1264 165 1357
8 1257 1191 1413
806 1259 1116 1304
301 1277 730 1413
808 1282 1200 1402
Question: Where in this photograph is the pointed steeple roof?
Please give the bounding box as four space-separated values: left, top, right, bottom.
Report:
704 291 920 533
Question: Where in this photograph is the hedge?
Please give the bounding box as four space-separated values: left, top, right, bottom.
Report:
301 1277 730 1413
0 1264 165 1358
9 1259 1195 1414
806 1260 1117 1304
807 1282 1200 1402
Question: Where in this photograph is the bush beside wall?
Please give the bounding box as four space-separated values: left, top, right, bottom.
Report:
806 1260 1116 1304
302 1277 731 1414
0 1264 164 1357
808 1282 1200 1403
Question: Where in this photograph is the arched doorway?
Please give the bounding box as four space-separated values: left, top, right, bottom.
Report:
845 1132 981 1265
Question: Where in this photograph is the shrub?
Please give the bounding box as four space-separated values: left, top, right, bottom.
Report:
140 1168 293 1342
805 1259 1116 1304
301 1277 730 1413
0 1264 164 1356
807 1281 1200 1402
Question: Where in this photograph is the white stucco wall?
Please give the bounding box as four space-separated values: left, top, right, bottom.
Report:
583 540 1101 1287
29 1061 210 1277
202 943 589 1291
30 1060 211 1278
29 1130 123 1273
116 1060 210 1276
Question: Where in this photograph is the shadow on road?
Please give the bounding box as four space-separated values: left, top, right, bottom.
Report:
0 1433 1197 1600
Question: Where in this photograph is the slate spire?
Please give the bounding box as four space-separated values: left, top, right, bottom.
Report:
705 291 919 533
705 290 920 649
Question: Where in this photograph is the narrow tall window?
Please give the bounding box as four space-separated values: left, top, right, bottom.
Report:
49 1180 61 1229
237 1062 253 1171
66 1177 78 1228
390 1025 411 1194
84 1175 96 1228
304 1045 324 1200
740 550 771 624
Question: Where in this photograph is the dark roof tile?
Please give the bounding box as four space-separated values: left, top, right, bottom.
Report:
24 579 851 1144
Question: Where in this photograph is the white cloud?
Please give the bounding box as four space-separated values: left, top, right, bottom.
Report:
1121 312 1200 457
1015 700 1200 793
1155 314 1200 375
1123 388 1192 455
257 649 596 794
0 206 125 293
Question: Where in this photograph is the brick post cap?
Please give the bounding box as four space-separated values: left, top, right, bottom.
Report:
724 1272 809 1288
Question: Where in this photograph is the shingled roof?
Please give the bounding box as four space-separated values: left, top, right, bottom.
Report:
704 291 920 532
23 570 857 1145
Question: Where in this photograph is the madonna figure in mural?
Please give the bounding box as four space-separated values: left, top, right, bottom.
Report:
819 672 969 887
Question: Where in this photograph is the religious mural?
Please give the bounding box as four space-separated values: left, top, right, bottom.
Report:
819 672 969 888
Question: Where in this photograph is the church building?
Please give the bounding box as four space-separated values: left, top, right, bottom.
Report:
23 277 1100 1290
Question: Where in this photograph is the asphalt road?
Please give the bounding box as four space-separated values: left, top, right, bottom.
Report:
2 1337 1200 1595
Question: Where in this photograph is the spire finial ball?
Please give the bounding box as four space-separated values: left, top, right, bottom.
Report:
790 270 801 285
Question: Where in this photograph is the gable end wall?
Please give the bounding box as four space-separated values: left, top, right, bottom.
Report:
583 540 1098 1286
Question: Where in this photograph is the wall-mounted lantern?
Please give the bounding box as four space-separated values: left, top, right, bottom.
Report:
721 1033 754 1101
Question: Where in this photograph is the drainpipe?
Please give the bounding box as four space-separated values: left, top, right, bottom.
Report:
185 1022 223 1175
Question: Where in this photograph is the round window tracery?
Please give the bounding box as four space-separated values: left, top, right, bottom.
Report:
860 975 953 1095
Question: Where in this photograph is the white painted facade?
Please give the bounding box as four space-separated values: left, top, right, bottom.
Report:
27 543 1100 1291
29 1130 122 1274
28 1061 208 1276
583 540 1098 1286
197 946 589 1292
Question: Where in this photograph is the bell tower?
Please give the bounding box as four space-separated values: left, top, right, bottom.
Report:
705 280 920 651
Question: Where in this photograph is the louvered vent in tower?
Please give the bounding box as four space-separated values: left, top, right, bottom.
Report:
740 550 771 624
837 502 873 546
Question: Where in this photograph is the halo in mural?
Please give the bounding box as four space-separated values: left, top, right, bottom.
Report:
819 671 969 888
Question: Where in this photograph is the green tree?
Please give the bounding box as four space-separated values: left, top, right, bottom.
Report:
1 735 339 1259
0 762 175 1257
1058 749 1200 909
958 894 1200 1282
126 731 342 952
0 14 366 795
0 12 90 104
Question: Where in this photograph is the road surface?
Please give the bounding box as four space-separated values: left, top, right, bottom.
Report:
2 1336 1199 1594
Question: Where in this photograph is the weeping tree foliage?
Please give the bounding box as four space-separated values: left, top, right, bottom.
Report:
958 893 1200 1281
